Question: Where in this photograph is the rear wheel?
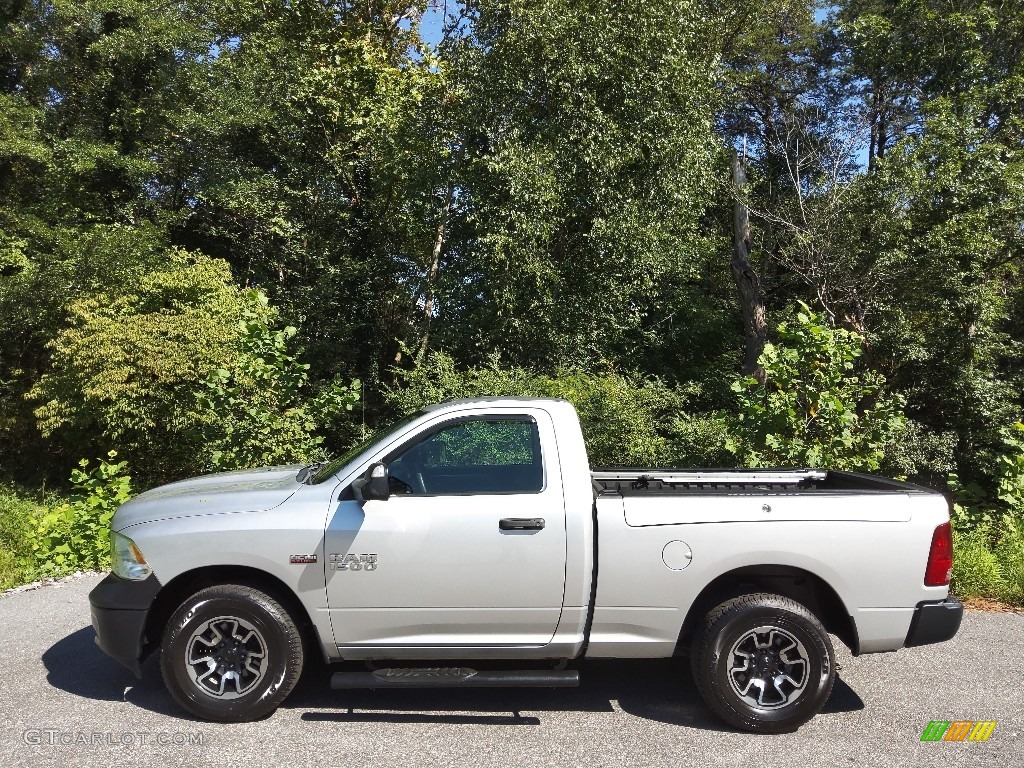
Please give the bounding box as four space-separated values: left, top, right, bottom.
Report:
690 593 835 733
160 584 304 722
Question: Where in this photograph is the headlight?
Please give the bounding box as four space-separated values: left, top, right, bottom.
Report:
111 530 152 581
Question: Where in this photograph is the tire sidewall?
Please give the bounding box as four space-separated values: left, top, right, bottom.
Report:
162 590 297 721
705 603 834 732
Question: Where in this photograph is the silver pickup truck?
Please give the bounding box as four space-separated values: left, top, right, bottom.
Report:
89 397 962 733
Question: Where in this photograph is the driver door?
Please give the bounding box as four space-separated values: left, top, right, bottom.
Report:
324 410 568 651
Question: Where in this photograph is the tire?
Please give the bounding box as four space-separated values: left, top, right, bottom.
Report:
160 584 304 722
690 592 835 733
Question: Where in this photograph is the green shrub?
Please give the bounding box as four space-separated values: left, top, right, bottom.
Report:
196 301 362 471
0 486 50 589
725 302 909 471
950 523 1006 600
32 452 133 576
949 423 1024 532
946 422 1024 605
949 509 1024 606
994 517 1024 604
668 413 735 468
879 419 957 486
541 369 685 466
28 251 359 483
28 251 275 482
995 423 1024 513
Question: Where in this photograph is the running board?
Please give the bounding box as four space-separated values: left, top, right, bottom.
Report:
330 667 580 689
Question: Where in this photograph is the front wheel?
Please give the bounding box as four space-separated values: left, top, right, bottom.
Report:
690 593 835 733
160 584 304 722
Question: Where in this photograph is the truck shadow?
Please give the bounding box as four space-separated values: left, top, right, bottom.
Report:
44 629 864 730
41 627 185 717
294 659 864 730
295 659 723 729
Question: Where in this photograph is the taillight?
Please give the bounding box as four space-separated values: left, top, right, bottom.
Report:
924 522 953 586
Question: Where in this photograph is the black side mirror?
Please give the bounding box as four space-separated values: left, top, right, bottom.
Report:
356 461 390 502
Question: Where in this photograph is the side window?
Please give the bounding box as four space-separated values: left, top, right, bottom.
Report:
388 418 544 495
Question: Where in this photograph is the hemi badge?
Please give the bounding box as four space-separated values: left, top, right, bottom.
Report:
289 554 317 564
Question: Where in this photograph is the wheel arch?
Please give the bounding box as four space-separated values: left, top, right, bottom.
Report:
675 564 859 656
144 565 322 663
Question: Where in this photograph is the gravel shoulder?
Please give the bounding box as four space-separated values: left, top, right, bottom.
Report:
1 572 1021 768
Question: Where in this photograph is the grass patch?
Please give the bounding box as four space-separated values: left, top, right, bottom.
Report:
993 518 1024 604
0 485 52 590
951 517 1024 606
952 525 1005 600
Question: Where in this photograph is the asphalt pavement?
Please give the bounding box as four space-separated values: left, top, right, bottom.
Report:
1 572 1021 767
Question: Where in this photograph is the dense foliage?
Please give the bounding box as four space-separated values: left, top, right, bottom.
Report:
1 1 1021 598
388 351 688 466
195 298 362 473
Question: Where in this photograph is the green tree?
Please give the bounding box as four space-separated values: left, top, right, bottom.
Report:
0 0 229 478
715 0 1024 487
423 0 729 374
165 0 440 387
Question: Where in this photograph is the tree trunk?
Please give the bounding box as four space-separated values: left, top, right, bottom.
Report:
416 181 455 363
731 150 767 380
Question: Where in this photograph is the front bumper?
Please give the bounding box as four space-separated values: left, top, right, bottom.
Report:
904 597 964 647
88 572 162 677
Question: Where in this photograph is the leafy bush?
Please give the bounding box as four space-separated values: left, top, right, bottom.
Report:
725 302 909 471
668 413 735 468
542 369 686 467
993 517 1024 604
29 251 275 482
32 452 132 576
950 515 1024 605
0 486 51 589
949 423 1024 531
879 419 957 486
28 252 359 483
950 524 1006 601
196 299 362 471
994 423 1024 513
948 424 1024 605
388 352 686 466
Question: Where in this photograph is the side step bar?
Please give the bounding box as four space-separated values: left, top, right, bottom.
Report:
331 667 580 689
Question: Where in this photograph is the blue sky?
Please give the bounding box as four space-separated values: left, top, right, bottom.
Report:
420 5 445 48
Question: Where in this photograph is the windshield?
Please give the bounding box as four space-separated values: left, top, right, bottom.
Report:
310 410 425 484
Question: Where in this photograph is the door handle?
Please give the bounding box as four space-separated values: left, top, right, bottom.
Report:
499 518 545 531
